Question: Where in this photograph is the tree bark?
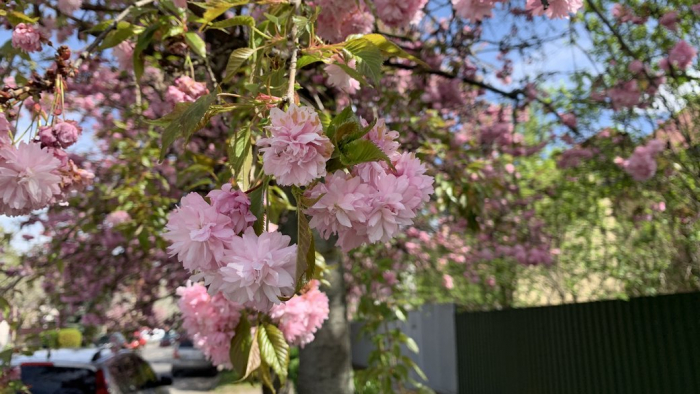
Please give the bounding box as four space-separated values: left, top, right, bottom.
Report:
296 239 354 394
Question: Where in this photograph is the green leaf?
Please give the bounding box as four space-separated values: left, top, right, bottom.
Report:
7 11 39 24
85 20 113 33
258 358 275 394
159 91 217 160
248 178 268 235
344 38 383 85
230 315 259 378
291 187 317 291
361 33 430 68
405 337 419 354
297 55 323 69
258 324 290 384
185 32 207 58
223 47 256 83
196 0 250 26
0 349 13 365
147 102 191 126
340 139 392 168
133 23 160 80
227 126 252 189
99 23 139 50
210 15 255 30
325 106 356 142
0 296 9 318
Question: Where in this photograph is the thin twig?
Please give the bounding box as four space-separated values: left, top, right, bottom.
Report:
286 0 302 102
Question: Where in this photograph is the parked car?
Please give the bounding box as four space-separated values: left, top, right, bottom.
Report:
159 332 178 348
171 339 217 377
13 347 172 393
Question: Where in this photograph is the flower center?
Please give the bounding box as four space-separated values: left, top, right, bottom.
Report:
190 223 214 242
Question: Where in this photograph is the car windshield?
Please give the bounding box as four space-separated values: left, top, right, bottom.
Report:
20 365 97 394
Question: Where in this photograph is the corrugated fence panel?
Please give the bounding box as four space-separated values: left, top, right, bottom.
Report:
454 292 700 394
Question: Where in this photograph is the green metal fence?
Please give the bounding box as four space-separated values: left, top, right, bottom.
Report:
454 292 700 394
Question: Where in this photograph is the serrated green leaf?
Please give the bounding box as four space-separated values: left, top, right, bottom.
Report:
227 126 252 189
210 15 255 29
248 177 268 235
258 357 275 394
147 102 191 126
361 33 430 68
223 47 256 83
293 187 315 290
325 106 356 142
99 24 138 50
336 63 367 86
185 32 207 58
258 324 289 384
159 91 217 160
340 139 392 168
230 315 258 378
344 38 383 85
297 55 323 69
133 23 160 80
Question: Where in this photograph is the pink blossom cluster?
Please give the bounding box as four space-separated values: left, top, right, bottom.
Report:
11 23 43 53
312 0 374 43
526 0 583 19
105 210 132 227
164 185 256 268
374 0 427 27
607 80 641 110
305 120 434 252
166 76 209 106
452 0 499 21
269 280 330 347
38 121 82 149
257 104 334 187
558 147 595 169
659 40 697 72
658 11 679 31
325 56 360 94
57 0 83 15
177 282 243 368
621 139 665 181
0 117 93 216
113 41 135 70
164 186 296 311
611 4 648 24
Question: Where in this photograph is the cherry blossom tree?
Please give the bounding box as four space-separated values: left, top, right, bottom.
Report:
1 0 699 393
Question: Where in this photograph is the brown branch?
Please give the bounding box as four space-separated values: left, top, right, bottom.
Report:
73 0 156 70
384 62 581 135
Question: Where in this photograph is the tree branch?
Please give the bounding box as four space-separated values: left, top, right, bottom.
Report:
286 0 302 102
73 0 156 70
384 62 580 135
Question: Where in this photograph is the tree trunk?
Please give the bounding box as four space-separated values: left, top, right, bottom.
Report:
297 239 354 394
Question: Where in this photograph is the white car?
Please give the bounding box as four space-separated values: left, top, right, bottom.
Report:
171 339 217 377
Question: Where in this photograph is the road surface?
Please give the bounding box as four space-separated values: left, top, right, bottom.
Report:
141 343 261 394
